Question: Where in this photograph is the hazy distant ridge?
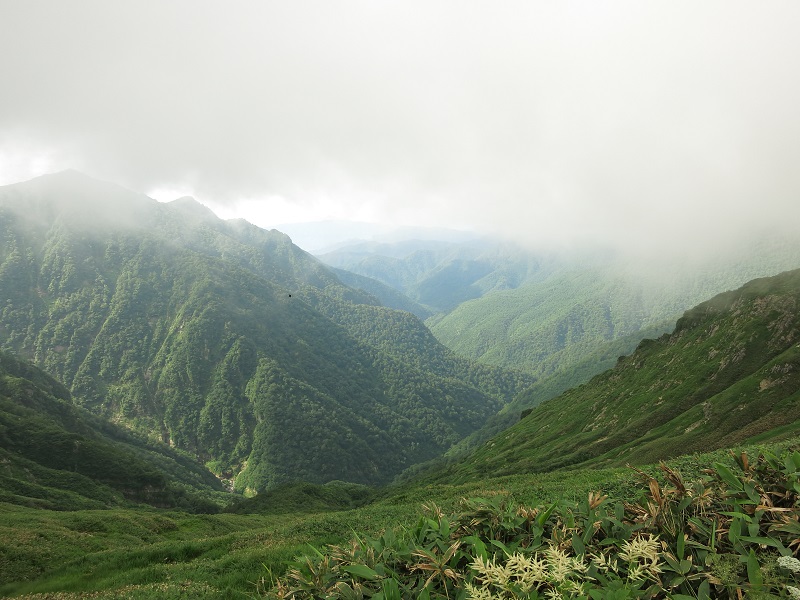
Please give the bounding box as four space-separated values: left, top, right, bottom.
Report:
0 171 532 492
439 268 800 481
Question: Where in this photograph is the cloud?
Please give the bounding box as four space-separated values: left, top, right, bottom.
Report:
1 1 799 256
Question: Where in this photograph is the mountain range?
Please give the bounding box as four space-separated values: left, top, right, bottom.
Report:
1 172 799 598
433 267 800 482
0 171 532 493
321 227 800 442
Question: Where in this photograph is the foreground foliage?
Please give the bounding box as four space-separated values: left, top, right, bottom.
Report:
1 441 796 599
264 449 800 599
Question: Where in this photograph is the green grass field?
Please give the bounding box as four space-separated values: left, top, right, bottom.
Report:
3 436 797 599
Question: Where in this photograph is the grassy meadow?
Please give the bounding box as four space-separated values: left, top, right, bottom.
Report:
3 436 798 599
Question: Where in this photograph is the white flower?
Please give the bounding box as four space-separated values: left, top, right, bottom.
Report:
778 555 800 574
544 588 564 600
506 552 548 591
619 535 660 564
591 551 619 574
465 582 496 600
545 546 573 583
470 554 514 590
627 563 645 582
786 585 800 600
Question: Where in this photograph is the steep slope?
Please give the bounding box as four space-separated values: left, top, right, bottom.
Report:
0 171 532 491
431 250 800 378
328 266 432 319
0 349 223 510
319 238 552 313
442 268 800 481
324 234 800 432
440 324 671 460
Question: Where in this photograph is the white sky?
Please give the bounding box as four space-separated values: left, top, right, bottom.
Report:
1 1 799 254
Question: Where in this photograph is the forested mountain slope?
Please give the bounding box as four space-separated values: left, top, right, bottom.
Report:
0 171 532 491
440 268 800 481
319 238 553 314
327 266 432 319
323 233 800 432
431 247 800 378
0 349 223 510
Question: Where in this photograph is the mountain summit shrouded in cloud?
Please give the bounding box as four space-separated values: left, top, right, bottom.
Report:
0 170 535 491
1 2 799 256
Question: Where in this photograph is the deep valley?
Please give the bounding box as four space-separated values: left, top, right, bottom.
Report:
0 172 798 599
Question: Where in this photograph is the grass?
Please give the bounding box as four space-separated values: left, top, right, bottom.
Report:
3 436 798 599
262 444 800 599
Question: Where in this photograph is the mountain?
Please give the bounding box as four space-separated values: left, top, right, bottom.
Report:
327 266 433 319
275 220 478 254
438 268 800 481
0 349 223 510
319 238 554 313
323 235 800 444
0 171 533 492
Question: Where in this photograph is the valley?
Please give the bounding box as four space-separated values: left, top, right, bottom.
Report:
0 171 532 492
0 173 798 598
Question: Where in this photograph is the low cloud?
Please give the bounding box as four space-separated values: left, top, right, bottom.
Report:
1 1 799 258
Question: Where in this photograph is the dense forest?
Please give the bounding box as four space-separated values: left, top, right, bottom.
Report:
324 229 800 451
0 349 225 511
0 171 532 492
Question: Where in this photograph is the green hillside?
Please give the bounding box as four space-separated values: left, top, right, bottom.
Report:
0 171 532 492
319 238 551 313
438 324 672 462
2 437 797 599
1 251 799 598
0 350 224 511
431 250 800 378
439 268 800 482
323 234 800 437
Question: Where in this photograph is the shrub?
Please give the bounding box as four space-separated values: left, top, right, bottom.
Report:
260 449 800 599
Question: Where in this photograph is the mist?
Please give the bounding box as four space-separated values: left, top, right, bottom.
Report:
1 1 799 259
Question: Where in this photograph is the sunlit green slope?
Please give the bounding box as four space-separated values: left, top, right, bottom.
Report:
439 268 800 481
431 249 800 377
0 349 224 510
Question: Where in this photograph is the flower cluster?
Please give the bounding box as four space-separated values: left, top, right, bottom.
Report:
778 556 800 574
467 546 589 599
616 534 662 581
778 555 800 599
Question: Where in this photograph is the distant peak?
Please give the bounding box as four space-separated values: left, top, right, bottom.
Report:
169 195 200 205
54 168 87 177
43 168 111 183
1 168 153 204
164 196 218 221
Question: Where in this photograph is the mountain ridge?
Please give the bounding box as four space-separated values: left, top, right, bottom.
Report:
0 171 533 491
434 267 800 482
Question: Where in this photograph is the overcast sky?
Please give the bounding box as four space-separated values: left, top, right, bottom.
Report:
1 1 799 255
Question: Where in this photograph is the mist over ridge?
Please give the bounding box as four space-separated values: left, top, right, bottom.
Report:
2 5 800 596
2 2 799 263
0 169 537 492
